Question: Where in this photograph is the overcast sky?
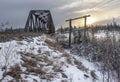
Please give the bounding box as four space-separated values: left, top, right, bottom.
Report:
0 0 120 29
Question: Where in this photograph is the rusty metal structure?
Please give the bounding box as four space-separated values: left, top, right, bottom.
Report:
25 10 55 33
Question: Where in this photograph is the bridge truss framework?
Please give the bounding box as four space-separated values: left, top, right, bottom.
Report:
25 10 55 34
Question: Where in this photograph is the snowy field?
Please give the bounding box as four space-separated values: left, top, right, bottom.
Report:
0 34 105 82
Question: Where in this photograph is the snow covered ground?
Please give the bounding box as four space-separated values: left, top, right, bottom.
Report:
0 34 104 82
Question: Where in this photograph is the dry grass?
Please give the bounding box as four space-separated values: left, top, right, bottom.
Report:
90 70 98 80
8 79 28 82
41 73 55 81
20 52 47 76
21 52 43 62
27 59 37 67
61 73 68 78
60 62 65 66
21 56 37 67
74 59 88 72
16 41 24 45
74 59 81 65
45 39 64 53
62 52 70 57
46 34 56 40
0 32 41 42
20 52 53 77
66 57 72 64
53 66 63 72
61 80 68 82
37 48 41 53
46 61 53 66
3 64 22 79
26 67 46 75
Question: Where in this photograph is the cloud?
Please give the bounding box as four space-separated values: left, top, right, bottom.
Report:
0 0 120 29
83 0 103 3
73 8 100 14
56 1 81 10
0 0 67 28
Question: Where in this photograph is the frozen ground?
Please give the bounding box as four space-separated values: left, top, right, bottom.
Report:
0 34 104 82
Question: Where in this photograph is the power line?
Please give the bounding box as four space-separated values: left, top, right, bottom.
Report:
91 0 111 9
101 0 120 9
85 0 117 14
91 0 116 10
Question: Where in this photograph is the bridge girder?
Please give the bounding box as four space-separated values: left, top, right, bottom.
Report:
25 10 55 34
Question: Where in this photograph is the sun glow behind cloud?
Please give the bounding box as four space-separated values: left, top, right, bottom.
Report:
56 1 82 10
87 17 96 25
71 17 96 27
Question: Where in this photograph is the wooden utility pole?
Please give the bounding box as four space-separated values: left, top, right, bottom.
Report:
60 25 63 33
69 19 72 48
84 16 87 42
66 15 90 48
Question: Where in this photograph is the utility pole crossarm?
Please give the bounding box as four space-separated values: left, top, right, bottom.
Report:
65 15 91 48
66 15 90 22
